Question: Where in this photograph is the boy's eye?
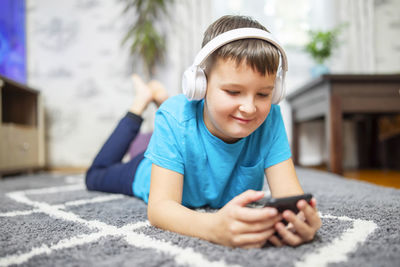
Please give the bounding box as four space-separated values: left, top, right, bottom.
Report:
258 93 270 98
225 90 239 95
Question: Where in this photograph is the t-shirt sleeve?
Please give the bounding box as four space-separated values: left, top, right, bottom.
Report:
144 109 184 174
264 106 292 169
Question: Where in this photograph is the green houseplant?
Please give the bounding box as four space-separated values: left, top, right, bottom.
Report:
305 25 345 77
121 0 175 78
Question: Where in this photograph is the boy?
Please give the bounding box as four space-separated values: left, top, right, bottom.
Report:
86 15 321 249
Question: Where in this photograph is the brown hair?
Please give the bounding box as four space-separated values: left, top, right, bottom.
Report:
202 15 280 77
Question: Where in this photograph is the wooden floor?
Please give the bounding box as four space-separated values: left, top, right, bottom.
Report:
343 169 400 189
310 166 400 189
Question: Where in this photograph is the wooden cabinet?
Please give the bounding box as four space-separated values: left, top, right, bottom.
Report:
0 75 45 176
287 74 400 174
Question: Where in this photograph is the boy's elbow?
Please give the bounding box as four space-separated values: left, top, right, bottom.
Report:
147 202 159 227
147 198 171 228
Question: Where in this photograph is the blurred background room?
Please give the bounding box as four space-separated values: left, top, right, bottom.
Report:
1 0 399 187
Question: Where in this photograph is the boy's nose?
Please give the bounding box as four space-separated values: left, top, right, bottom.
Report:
238 100 256 114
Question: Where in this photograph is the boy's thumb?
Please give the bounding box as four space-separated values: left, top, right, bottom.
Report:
232 190 264 206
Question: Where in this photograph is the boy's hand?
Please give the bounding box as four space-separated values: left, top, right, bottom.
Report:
212 190 282 248
268 198 322 247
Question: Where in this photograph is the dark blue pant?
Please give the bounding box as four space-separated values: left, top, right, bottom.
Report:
85 112 145 196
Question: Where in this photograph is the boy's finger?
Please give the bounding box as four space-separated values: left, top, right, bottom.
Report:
275 222 302 246
310 198 318 211
231 228 275 247
238 213 283 233
282 210 314 241
268 235 283 247
235 206 279 222
231 190 264 206
298 200 322 229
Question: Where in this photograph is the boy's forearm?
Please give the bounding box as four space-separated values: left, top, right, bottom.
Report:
266 159 304 197
148 200 217 243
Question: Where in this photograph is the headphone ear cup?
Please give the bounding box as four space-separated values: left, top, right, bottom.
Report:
272 69 285 104
182 66 196 100
194 67 207 100
182 66 207 100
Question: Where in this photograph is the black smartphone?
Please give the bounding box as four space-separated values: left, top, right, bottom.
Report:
247 193 313 214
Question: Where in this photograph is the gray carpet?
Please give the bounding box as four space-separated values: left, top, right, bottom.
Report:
1 167 399 267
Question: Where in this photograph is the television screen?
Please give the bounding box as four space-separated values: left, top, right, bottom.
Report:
0 0 26 84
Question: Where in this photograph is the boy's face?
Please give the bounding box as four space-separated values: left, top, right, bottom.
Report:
203 57 276 143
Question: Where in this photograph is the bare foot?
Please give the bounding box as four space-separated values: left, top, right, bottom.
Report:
148 80 169 107
130 74 154 115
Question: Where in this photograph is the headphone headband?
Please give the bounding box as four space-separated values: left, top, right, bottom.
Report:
193 27 288 72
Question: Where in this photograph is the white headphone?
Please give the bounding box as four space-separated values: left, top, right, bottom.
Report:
182 27 288 104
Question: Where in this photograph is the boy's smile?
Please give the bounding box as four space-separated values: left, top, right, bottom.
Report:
203 57 276 143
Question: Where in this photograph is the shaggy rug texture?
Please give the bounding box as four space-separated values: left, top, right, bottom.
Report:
0 167 399 267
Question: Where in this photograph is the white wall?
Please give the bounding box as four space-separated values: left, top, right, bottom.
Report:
27 0 134 167
26 0 212 167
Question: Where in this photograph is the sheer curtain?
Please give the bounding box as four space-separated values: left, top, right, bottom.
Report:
333 0 375 73
158 0 213 96
141 0 213 132
330 0 400 74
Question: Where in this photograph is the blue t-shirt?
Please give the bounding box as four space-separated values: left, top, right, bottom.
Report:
133 94 291 208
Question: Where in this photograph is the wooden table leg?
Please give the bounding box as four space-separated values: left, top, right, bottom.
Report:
326 95 343 174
